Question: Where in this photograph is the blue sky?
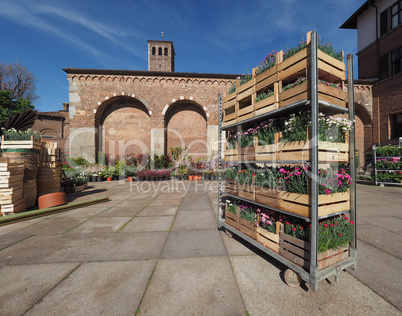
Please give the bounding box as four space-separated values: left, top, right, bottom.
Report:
0 0 362 112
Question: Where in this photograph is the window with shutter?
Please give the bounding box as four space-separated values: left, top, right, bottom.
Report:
379 54 389 79
380 9 389 36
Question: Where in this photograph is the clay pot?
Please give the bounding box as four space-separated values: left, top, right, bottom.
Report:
189 176 194 180
127 176 133 182
38 192 67 209
107 177 112 181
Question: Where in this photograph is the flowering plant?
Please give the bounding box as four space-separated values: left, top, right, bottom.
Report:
279 166 352 195
237 169 254 185
376 158 402 170
239 205 256 222
282 77 307 92
226 198 239 215
1 127 41 141
257 119 279 146
226 131 237 150
237 128 257 148
284 214 354 253
224 166 238 180
376 145 402 157
254 168 278 189
283 36 307 61
256 90 274 102
228 81 237 94
239 73 252 86
256 52 276 75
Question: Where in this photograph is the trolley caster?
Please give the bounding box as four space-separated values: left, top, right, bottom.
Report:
225 229 233 238
284 269 302 287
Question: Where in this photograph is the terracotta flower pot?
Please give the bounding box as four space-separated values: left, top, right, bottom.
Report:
127 176 133 182
38 192 67 210
107 177 112 181
189 176 194 180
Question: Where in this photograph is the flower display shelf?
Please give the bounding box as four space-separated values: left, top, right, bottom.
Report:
223 92 237 127
373 145 402 186
223 145 238 162
218 31 356 291
224 179 237 195
279 228 349 271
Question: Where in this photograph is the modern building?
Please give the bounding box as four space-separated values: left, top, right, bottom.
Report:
341 0 402 150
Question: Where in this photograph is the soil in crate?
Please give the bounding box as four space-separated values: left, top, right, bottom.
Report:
279 231 349 270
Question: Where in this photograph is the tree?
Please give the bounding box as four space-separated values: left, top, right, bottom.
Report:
0 62 38 103
0 90 34 122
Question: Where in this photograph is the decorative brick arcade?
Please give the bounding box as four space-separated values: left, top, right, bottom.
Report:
64 40 237 163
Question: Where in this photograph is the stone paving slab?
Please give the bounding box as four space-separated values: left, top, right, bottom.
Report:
121 216 174 232
347 240 402 311
53 205 110 218
67 217 132 233
179 194 212 210
172 210 217 231
0 234 33 250
137 206 178 217
161 230 227 259
0 232 168 266
25 260 156 316
0 262 80 316
230 255 401 316
96 205 145 217
5 217 87 235
359 215 402 234
149 199 182 207
220 231 256 256
138 257 246 316
0 218 45 236
356 222 402 259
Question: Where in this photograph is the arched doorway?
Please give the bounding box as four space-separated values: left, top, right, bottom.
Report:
95 96 151 161
164 100 208 160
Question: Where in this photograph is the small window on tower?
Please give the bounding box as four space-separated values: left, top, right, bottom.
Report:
158 47 162 55
152 47 156 55
164 47 168 56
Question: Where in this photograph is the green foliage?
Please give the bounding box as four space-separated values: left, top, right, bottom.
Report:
72 157 89 165
226 198 238 215
254 168 278 188
228 81 237 94
237 169 254 185
255 90 274 102
1 127 40 141
0 90 34 122
376 145 402 157
239 73 252 86
239 205 256 222
224 166 238 179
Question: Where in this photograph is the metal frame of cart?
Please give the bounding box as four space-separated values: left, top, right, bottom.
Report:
217 31 357 291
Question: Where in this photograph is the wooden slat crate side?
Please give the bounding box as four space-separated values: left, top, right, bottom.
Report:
254 94 278 111
237 112 254 123
256 227 280 253
238 104 253 117
317 49 346 72
254 103 279 118
279 80 308 101
318 247 349 270
279 48 308 74
279 91 308 109
223 98 236 110
255 64 279 85
239 217 257 239
237 78 255 94
223 111 236 121
279 59 308 81
224 91 236 103
222 120 237 128
254 186 279 208
225 211 240 230
317 60 345 81
280 239 311 260
224 155 238 162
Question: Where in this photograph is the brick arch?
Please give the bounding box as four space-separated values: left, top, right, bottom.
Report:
162 96 209 122
163 98 209 159
40 128 58 138
95 95 152 159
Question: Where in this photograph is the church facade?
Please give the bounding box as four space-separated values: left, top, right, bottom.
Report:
63 40 237 163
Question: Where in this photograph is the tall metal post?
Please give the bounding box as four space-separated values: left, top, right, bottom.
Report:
309 30 319 290
218 93 223 223
347 55 357 268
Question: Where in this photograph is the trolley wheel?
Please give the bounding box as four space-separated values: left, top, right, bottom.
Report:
284 269 302 287
225 229 233 238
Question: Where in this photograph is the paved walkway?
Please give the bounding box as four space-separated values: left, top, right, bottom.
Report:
0 180 401 315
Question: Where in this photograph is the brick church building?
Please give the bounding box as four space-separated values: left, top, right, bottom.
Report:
61 40 237 163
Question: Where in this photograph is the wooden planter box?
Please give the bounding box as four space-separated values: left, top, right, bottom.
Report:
255 65 279 91
279 191 350 217
237 102 254 123
255 134 279 162
239 217 257 239
223 96 236 127
225 201 239 230
254 185 279 208
278 46 345 83
224 178 237 195
279 81 346 109
254 94 279 117
237 183 255 201
237 78 255 101
238 137 257 161
278 131 349 163
1 135 41 150
224 147 238 162
279 230 349 270
256 222 281 253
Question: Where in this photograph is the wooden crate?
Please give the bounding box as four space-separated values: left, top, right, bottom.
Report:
225 202 240 230
224 179 237 195
255 64 279 91
1 135 41 150
279 191 350 217
23 179 37 208
279 81 346 109
255 134 279 162
237 101 254 123
237 183 254 201
279 230 349 270
253 94 279 117
223 147 238 162
254 186 279 208
237 78 255 101
238 137 257 161
1 197 27 215
223 92 237 127
256 222 281 253
0 187 23 205
239 217 257 239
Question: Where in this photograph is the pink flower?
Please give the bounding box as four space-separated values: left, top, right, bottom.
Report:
325 188 331 194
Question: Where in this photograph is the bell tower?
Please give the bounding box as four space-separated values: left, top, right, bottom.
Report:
148 40 175 72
